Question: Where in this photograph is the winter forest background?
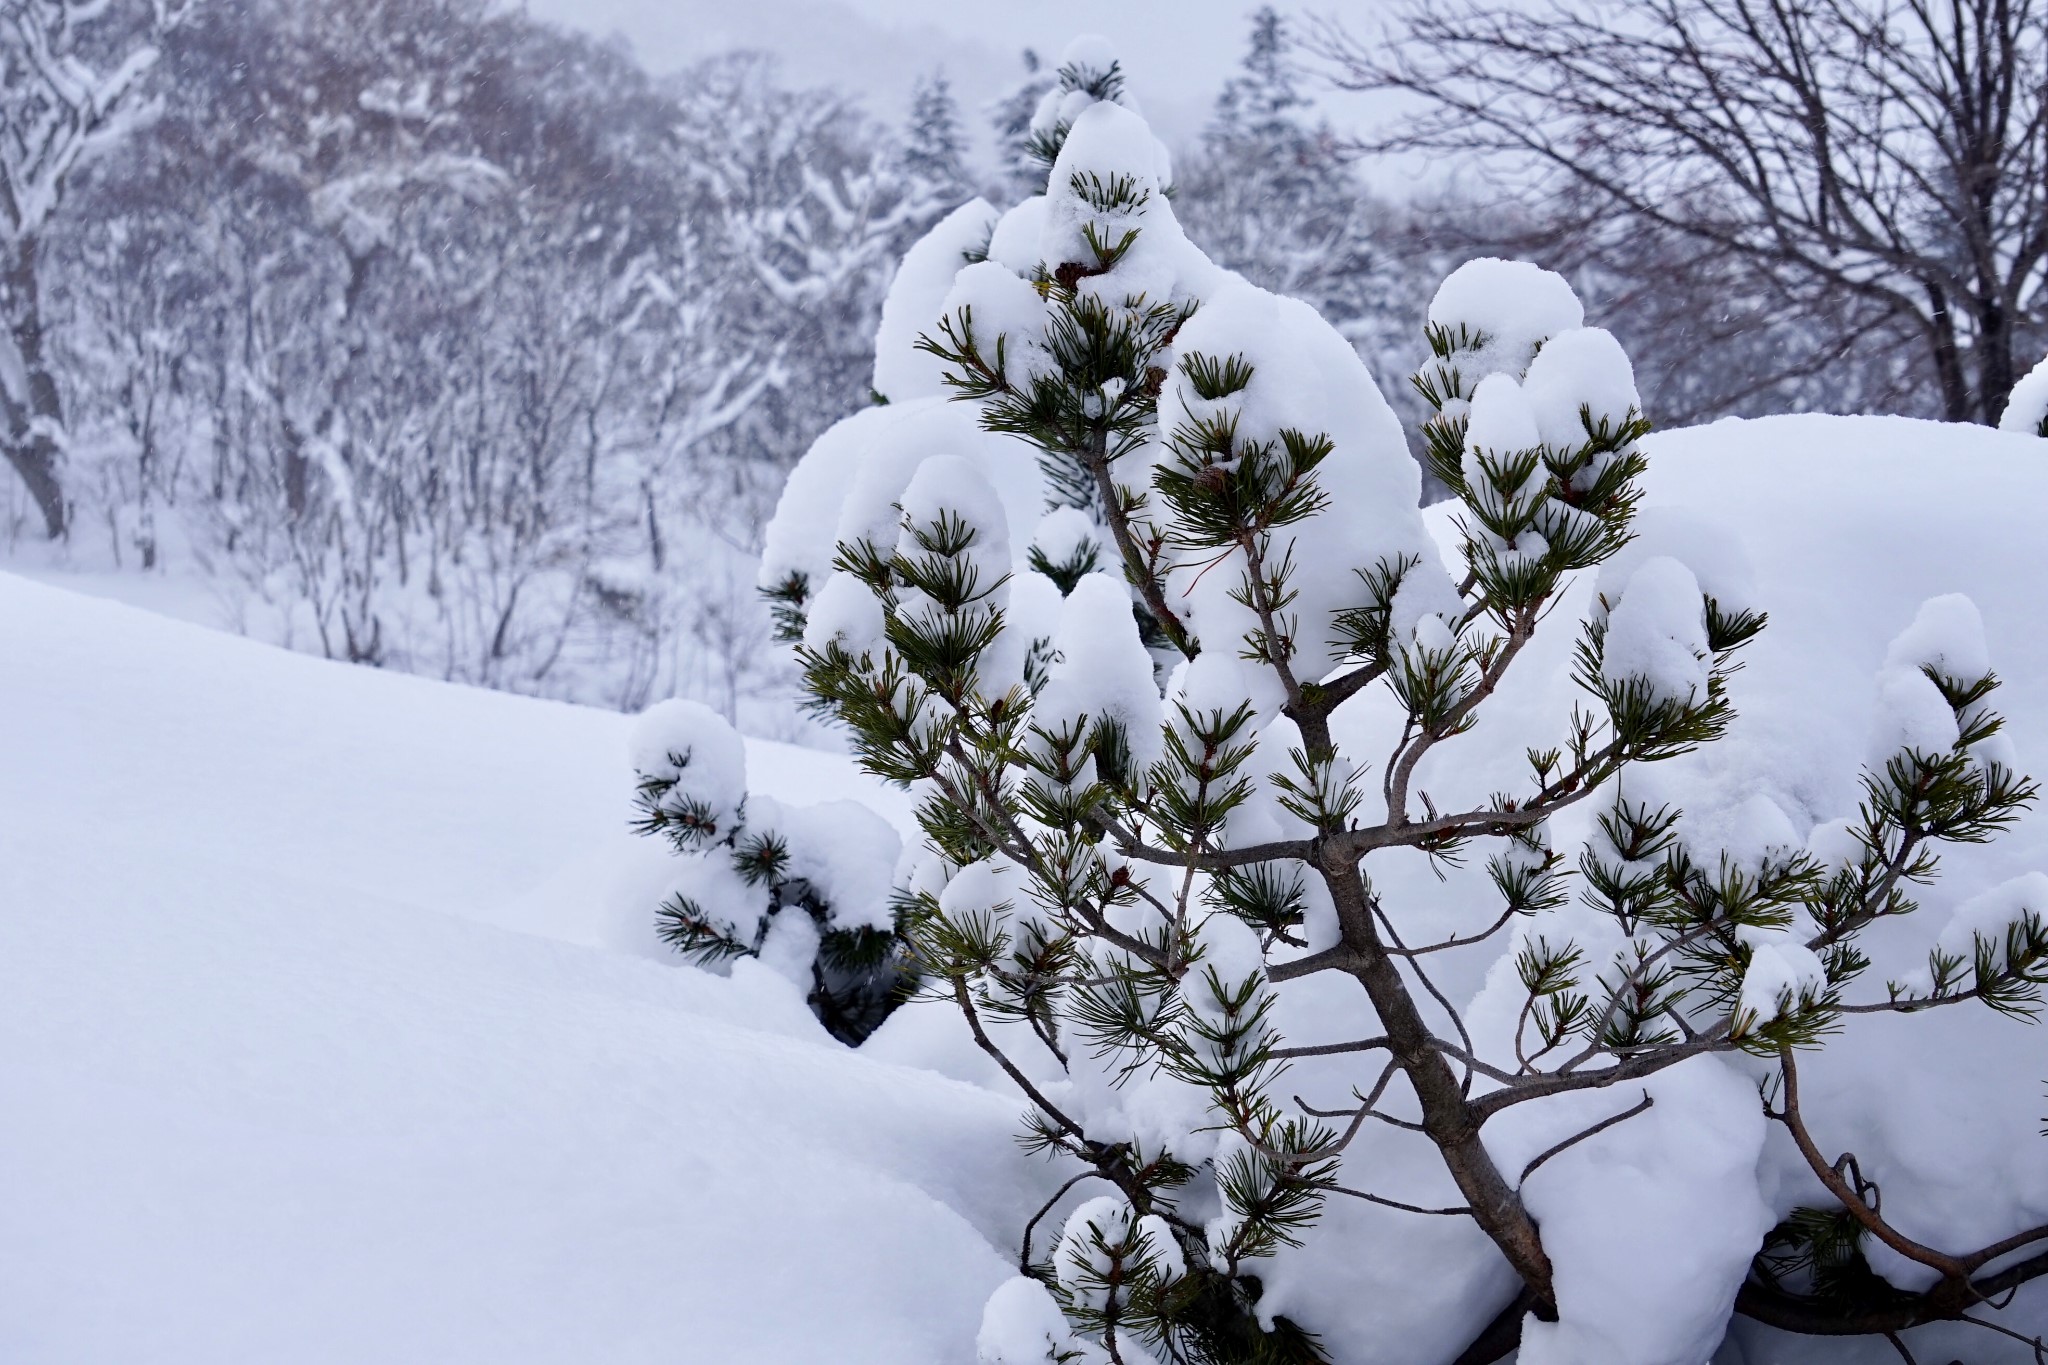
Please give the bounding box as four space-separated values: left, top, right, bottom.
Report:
13 0 2038 733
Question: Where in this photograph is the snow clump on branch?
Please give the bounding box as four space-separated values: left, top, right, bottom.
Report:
1999 352 2048 437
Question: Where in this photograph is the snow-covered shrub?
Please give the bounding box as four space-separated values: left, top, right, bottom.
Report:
629 699 907 1043
765 38 2048 1365
2003 354 2048 438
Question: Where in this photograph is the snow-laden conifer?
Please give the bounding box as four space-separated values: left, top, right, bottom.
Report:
766 38 2048 1364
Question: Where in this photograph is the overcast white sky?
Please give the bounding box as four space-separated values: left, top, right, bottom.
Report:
519 0 1341 145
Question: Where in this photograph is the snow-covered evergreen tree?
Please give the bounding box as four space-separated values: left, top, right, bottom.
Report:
984 48 1055 206
1 0 195 540
901 71 972 210
1210 8 1316 172
1175 9 1412 364
767 37 2048 1364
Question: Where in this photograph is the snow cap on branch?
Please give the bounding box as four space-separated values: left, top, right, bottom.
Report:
1463 372 1541 456
1735 934 1828 1031
1998 352 2048 436
742 795 903 935
1039 101 1206 309
1872 593 2007 765
1159 276 1453 686
767 394 1047 649
800 570 888 659
1917 872 2048 986
939 261 1054 389
1884 592 1991 682
1601 509 1760 622
897 454 1013 578
1058 34 1123 82
1522 326 1639 454
629 698 749 840
1030 571 1164 771
977 1275 1085 1365
1030 506 1105 576
986 195 1051 273
1598 556 1710 704
761 405 900 596
1030 34 1140 150
1426 257 1584 394
874 198 1000 403
660 850 774 950
939 856 1033 931
1056 1193 1185 1308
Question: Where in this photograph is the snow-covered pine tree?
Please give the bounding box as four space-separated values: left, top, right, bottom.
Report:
984 48 1055 205
1210 7 1318 178
768 37 2048 1364
901 71 972 210
1173 8 1416 410
629 699 908 1044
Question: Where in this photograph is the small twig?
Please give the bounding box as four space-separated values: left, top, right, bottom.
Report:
1272 1035 1392 1060
952 977 1089 1141
1386 903 1521 956
1957 1311 2048 1364
1371 897 1481 1093
1774 1047 1967 1279
1518 1092 1655 1185
1331 1184 1473 1217
1294 1059 1406 1158
1019 1171 1114 1273
1957 1219 2048 1277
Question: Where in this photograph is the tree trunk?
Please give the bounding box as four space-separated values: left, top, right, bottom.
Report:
1322 854 1559 1313
1924 283 1973 423
1973 291 2016 426
0 238 69 539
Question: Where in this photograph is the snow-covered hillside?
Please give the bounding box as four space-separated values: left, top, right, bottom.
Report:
3 410 2045 1364
0 575 1031 1365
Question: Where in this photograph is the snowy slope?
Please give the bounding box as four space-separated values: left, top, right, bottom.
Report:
0 578 910 941
0 575 1033 1365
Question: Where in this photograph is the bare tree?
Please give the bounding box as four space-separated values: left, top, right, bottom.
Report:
1 0 191 538
1316 0 2048 425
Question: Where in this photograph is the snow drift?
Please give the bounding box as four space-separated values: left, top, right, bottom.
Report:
0 576 1036 1365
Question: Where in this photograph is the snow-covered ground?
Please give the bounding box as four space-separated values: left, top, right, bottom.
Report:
4 410 2046 1363
0 574 1033 1365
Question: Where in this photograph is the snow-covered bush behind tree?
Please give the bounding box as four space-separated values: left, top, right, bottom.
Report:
624 698 906 1042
